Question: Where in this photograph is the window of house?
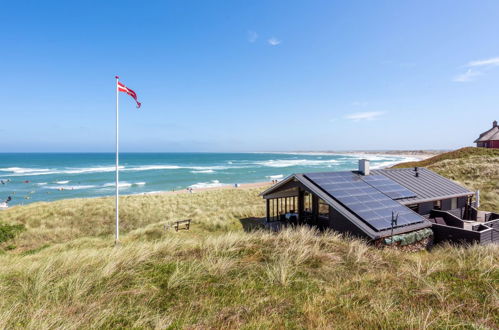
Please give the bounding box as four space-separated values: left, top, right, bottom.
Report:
451 198 457 209
304 192 312 212
433 200 441 210
318 199 329 217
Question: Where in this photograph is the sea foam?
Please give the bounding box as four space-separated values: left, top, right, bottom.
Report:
189 180 226 189
191 169 215 174
256 159 339 168
266 174 284 180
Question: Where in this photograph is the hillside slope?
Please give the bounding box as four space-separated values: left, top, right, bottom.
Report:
393 147 499 212
0 149 498 328
0 228 497 329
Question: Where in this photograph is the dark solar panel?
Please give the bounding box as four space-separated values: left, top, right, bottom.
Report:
304 172 424 231
360 175 417 200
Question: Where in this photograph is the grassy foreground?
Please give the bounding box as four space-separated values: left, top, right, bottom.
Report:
0 227 497 329
0 148 498 328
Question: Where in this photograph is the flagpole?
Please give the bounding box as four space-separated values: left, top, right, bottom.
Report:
115 75 120 243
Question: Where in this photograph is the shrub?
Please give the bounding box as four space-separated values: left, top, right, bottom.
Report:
0 222 26 244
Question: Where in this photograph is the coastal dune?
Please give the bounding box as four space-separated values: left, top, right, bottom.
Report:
0 148 497 328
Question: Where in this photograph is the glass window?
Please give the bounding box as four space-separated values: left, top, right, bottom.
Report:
451 198 457 209
318 199 329 217
304 192 312 212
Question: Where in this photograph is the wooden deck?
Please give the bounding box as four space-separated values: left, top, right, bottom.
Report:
429 210 499 245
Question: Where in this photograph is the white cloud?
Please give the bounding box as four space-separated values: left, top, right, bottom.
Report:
453 69 482 82
468 57 499 67
344 111 385 121
453 56 499 82
247 30 258 43
268 38 281 46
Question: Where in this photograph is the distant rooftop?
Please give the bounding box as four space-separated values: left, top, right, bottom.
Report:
474 120 499 142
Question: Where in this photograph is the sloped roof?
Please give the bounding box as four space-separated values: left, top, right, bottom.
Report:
474 125 499 142
260 167 473 239
371 167 473 204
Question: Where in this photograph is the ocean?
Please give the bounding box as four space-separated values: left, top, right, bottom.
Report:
0 153 415 206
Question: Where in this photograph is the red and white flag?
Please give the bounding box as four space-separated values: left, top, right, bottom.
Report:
117 80 141 108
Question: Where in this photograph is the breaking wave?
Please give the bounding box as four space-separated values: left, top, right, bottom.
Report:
0 164 237 177
44 184 98 190
0 167 50 174
55 180 70 184
255 159 340 168
189 180 226 189
191 169 215 174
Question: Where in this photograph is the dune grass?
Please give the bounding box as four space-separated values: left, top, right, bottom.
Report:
0 187 267 252
0 148 498 328
0 228 497 329
392 147 499 169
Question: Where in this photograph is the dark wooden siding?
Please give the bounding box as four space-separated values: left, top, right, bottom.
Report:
418 202 434 215
457 197 467 208
441 199 452 211
432 225 483 244
486 219 499 242
329 207 370 239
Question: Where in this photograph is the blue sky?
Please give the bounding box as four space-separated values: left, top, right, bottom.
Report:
1 0 499 152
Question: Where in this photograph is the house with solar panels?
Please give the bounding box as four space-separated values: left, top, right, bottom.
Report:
260 160 499 246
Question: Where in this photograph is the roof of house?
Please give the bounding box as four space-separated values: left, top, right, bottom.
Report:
260 167 473 239
371 167 473 204
474 122 499 142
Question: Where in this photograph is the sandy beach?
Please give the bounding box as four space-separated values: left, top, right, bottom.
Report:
267 150 443 160
144 181 273 196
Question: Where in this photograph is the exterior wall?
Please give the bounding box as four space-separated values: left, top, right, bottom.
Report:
441 199 452 211
457 196 467 208
415 197 468 216
328 207 371 239
478 140 499 148
418 202 434 215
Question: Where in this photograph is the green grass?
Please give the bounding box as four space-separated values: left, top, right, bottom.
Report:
0 228 497 329
392 147 499 169
0 148 498 328
0 187 266 252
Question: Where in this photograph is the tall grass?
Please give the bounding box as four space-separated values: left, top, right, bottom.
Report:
0 149 497 328
0 187 267 251
0 229 496 328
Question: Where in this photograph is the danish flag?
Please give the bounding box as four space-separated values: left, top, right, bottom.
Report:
117 78 141 108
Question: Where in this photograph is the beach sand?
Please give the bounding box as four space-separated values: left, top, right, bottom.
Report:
269 150 443 160
146 181 273 196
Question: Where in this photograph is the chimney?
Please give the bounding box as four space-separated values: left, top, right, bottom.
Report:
359 159 370 175
493 120 498 128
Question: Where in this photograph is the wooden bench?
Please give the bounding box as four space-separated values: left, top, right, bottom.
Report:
173 219 191 232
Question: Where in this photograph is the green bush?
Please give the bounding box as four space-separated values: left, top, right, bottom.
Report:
0 222 25 244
